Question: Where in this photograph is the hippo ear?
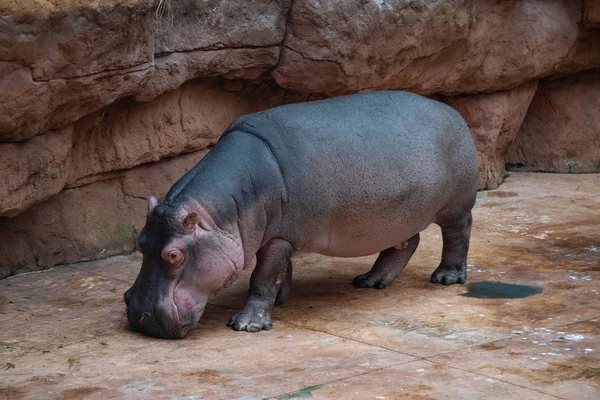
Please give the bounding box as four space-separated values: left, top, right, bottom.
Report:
183 211 199 232
148 196 158 214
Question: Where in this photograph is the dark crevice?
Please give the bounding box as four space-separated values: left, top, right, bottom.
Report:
30 61 153 83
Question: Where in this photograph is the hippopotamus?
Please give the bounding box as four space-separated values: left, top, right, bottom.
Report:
124 90 479 339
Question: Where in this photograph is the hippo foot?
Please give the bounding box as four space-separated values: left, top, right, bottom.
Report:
430 264 467 285
352 271 393 289
227 305 272 332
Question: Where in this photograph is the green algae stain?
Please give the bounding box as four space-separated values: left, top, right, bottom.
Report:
100 224 137 251
279 385 324 399
462 281 543 299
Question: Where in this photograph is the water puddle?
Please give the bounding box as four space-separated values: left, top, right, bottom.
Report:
462 281 543 298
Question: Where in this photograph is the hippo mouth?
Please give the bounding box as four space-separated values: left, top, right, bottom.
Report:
125 277 205 339
166 278 206 338
130 302 200 339
178 308 204 338
172 300 204 338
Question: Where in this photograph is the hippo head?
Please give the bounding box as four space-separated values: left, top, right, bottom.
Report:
124 196 244 339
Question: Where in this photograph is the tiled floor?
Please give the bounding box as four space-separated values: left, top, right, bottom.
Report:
1 172 599 399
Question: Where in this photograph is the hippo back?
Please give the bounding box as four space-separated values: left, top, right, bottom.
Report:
223 91 478 256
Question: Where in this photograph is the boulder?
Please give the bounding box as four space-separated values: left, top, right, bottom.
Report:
273 0 589 96
506 70 600 174
135 0 291 101
0 1 155 141
0 126 72 217
443 81 539 190
0 0 291 140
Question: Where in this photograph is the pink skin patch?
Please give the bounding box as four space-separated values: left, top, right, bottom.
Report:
160 236 214 334
393 241 409 250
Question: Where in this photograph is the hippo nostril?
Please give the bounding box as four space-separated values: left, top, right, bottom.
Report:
139 311 152 325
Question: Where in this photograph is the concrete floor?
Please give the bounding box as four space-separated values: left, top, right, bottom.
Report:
1 172 599 400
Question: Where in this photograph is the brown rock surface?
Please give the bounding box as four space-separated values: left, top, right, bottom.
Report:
67 82 227 185
135 0 291 101
67 79 321 186
506 70 600 174
443 81 539 190
133 47 280 102
0 0 290 140
0 1 155 141
0 126 73 217
584 0 600 27
0 62 153 141
0 149 208 276
154 0 289 53
273 0 590 96
0 79 319 217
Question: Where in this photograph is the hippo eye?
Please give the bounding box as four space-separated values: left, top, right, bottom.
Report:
162 248 184 268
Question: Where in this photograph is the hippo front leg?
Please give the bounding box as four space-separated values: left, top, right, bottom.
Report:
227 239 293 332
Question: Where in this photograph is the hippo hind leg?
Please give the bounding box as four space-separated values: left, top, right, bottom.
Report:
353 233 420 289
431 211 473 285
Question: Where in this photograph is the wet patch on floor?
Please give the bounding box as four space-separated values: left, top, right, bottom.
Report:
462 281 544 298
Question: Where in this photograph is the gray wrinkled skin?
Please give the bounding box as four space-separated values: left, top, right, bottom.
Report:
124 91 479 339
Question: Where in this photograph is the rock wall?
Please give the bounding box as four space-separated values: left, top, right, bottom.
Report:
1 0 599 277
506 70 600 173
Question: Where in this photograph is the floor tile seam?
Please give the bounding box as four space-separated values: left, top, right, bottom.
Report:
204 304 524 361
275 319 423 360
1 263 134 287
3 253 137 278
419 358 568 399
263 358 425 400
64 264 135 285
2 266 62 281
205 302 462 336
